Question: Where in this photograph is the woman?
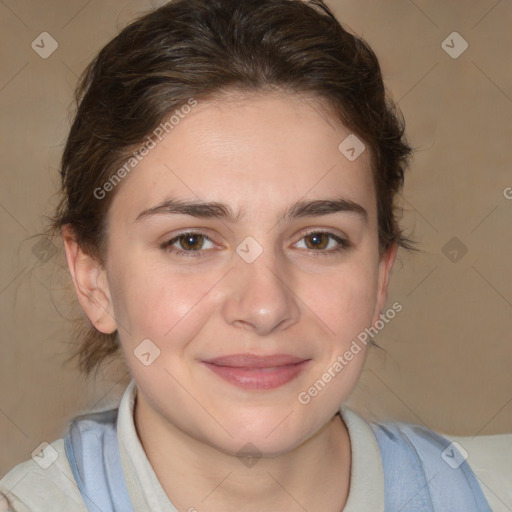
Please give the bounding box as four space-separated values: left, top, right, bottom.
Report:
1 0 509 510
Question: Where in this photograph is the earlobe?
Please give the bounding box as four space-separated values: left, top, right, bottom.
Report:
61 225 117 334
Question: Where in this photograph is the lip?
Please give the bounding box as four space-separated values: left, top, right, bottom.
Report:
201 353 311 390
203 353 309 367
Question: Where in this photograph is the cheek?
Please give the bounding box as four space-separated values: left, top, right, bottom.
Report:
300 260 379 341
294 264 378 418
109 259 221 346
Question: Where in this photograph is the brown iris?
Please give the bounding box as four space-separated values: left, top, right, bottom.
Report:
178 233 205 251
304 232 329 250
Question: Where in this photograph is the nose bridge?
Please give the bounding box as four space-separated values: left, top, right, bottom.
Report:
221 242 300 335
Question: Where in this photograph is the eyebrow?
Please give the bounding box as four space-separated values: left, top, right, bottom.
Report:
135 196 368 224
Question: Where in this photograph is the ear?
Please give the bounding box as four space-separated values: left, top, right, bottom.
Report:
372 241 398 326
61 224 117 334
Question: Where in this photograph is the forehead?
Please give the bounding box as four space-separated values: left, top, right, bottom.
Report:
108 91 376 223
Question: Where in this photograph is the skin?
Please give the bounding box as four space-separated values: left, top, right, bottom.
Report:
63 90 397 511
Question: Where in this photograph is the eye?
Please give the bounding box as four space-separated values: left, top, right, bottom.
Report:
160 232 215 258
160 230 351 259
294 230 351 257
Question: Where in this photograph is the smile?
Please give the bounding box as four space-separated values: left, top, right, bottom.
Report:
201 354 311 390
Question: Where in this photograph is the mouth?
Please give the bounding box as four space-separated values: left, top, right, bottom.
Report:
201 353 311 390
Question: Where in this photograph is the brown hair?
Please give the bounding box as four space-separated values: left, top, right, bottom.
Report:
49 0 417 376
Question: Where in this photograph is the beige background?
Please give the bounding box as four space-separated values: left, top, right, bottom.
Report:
0 0 511 476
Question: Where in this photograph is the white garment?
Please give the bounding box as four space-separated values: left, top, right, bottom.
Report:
118 380 384 511
0 380 510 511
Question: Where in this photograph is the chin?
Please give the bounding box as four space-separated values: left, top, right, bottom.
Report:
210 430 306 460
203 410 312 457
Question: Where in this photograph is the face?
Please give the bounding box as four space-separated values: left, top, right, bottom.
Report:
73 91 396 457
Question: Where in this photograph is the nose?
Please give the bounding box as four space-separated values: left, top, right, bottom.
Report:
221 249 301 336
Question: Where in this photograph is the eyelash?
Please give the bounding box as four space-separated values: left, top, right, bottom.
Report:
160 230 351 259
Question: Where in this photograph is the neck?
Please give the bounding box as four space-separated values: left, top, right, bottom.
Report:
134 392 352 512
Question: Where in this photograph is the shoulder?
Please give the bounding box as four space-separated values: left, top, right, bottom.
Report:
0 438 87 512
443 431 512 512
369 420 497 511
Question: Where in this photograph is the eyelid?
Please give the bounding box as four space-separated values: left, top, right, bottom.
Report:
294 226 349 242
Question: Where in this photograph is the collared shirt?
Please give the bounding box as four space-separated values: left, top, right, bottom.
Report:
1 379 510 511
117 380 384 511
